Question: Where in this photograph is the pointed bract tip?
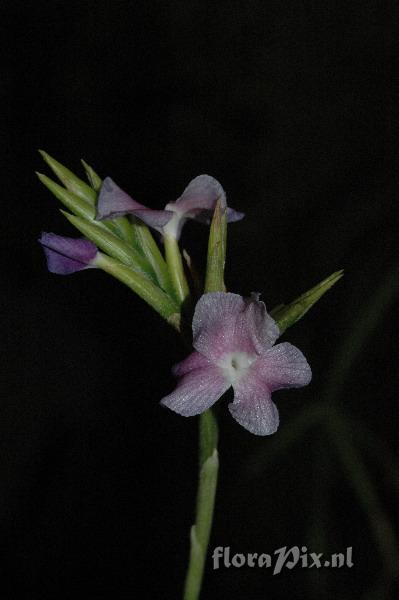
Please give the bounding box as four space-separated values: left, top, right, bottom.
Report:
38 149 51 161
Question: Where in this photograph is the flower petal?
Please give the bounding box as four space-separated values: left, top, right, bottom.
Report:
161 364 230 417
128 208 175 230
239 294 280 353
255 342 312 390
96 177 174 229
226 207 245 222
229 367 279 435
192 292 252 360
192 292 278 361
39 232 97 275
172 351 212 377
96 177 145 219
168 174 244 224
172 175 226 214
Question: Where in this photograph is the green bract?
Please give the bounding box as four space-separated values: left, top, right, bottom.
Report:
271 270 344 335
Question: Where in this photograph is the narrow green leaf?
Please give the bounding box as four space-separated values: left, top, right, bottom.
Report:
38 170 137 246
60 211 157 281
112 217 139 248
271 270 344 335
37 172 96 220
39 150 96 204
81 160 151 253
80 159 102 192
204 199 227 293
133 221 174 296
164 234 190 305
94 253 180 324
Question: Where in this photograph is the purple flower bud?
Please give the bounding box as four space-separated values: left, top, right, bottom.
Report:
161 292 312 436
96 175 244 240
39 232 98 275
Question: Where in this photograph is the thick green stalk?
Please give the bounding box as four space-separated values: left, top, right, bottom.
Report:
183 411 219 600
183 199 226 600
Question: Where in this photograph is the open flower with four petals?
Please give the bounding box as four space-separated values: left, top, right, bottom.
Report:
161 292 312 435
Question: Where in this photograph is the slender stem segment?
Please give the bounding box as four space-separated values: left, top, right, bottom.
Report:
164 234 190 305
183 198 226 599
183 410 219 600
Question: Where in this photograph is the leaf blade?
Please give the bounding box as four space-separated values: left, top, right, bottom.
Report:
272 270 344 334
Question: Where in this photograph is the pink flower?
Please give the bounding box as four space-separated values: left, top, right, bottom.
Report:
161 292 312 435
96 175 244 240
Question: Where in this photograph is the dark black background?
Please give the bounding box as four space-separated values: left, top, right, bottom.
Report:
2 2 398 599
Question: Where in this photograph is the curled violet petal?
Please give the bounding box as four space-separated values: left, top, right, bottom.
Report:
96 177 174 230
39 232 98 275
226 206 245 223
96 177 146 220
170 175 226 214
96 175 244 240
161 292 312 436
167 174 245 224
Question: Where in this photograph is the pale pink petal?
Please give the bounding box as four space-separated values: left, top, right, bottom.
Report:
229 368 279 435
161 365 230 416
238 295 280 353
192 292 253 360
192 292 278 360
172 351 212 377
255 342 312 390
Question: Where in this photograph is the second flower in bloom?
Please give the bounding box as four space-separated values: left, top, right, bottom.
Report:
161 292 312 435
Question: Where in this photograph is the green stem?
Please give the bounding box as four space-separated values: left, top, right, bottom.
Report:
183 200 226 599
164 234 190 305
183 410 219 600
